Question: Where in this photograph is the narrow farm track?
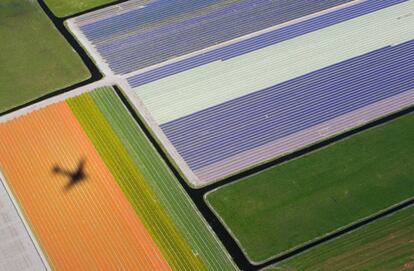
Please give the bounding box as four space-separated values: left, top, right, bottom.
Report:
0 102 171 270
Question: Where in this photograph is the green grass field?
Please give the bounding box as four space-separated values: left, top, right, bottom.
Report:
44 0 115 17
68 87 236 270
207 112 414 263
0 0 89 114
267 205 414 271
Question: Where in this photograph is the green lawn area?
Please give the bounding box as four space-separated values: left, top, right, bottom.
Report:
0 0 89 114
268 205 414 271
44 0 115 17
207 112 414 263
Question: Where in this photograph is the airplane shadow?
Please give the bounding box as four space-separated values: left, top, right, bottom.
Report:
52 158 88 192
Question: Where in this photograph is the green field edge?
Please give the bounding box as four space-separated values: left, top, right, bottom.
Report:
265 204 414 271
206 111 414 262
206 191 414 265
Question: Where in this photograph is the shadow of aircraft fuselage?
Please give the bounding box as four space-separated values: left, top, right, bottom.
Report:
52 158 87 191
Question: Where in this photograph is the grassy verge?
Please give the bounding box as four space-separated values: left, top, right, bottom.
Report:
0 0 89 113
267 205 414 270
44 0 115 17
89 87 236 270
207 112 414 262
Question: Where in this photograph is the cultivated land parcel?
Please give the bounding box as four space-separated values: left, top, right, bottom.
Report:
268 205 414 270
207 112 414 262
127 0 414 186
0 0 89 113
1 101 170 270
0 87 235 270
1 0 414 269
69 0 414 186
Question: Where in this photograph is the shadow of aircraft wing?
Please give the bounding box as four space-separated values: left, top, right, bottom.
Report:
52 158 88 192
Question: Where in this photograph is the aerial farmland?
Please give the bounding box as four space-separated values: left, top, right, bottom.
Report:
0 87 235 270
0 0 413 270
68 0 414 187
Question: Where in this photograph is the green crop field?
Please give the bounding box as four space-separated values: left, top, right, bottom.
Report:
207 112 414 263
267 205 414 271
44 0 116 17
68 87 236 270
0 0 89 113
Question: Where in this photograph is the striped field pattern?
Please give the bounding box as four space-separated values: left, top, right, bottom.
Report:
89 87 236 270
0 87 235 270
124 0 414 186
0 102 170 270
160 39 414 179
67 94 206 271
73 0 353 74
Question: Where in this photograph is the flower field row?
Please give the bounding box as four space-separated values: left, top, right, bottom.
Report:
0 86 235 270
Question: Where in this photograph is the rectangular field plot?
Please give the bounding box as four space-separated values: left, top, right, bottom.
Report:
69 0 352 75
0 0 89 113
0 87 235 270
267 205 414 271
124 0 414 186
0 102 170 270
206 112 414 262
